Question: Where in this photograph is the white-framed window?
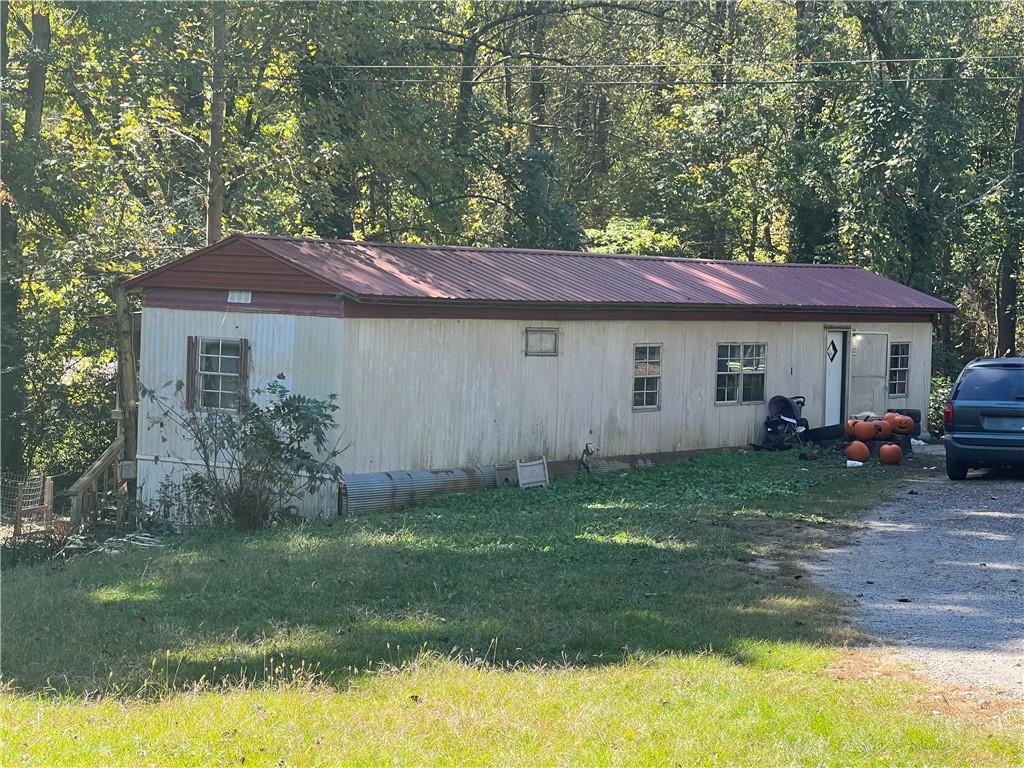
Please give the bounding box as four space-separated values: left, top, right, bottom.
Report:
199 337 243 410
888 342 910 397
633 344 662 410
716 343 766 404
227 290 252 304
525 327 559 356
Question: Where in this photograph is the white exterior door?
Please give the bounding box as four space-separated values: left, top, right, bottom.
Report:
824 330 846 425
849 331 889 416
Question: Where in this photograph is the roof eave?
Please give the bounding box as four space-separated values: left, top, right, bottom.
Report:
343 296 955 314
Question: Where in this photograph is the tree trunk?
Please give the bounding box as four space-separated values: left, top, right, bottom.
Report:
1 1 8 74
206 1 226 245
452 35 479 151
527 13 547 149
789 0 837 263
23 8 49 140
593 91 610 176
504 60 514 158
996 87 1024 357
748 202 759 259
851 3 904 85
709 0 736 259
1 0 23 475
2 4 49 475
708 0 736 87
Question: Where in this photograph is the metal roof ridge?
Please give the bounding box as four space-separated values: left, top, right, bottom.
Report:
238 233 861 268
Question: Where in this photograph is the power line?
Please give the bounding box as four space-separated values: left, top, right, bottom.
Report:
5 65 1020 88
260 76 1021 85
4 51 1020 91
9 53 1020 75
240 54 1024 69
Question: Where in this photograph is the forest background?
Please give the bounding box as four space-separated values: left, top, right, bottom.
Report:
1 0 1021 479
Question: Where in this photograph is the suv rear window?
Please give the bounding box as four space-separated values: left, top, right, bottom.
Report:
954 365 1024 401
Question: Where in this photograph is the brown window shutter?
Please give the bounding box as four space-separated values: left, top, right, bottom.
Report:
239 337 251 400
185 335 198 411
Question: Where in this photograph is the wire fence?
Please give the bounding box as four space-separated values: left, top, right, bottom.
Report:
0 472 67 539
1 473 37 522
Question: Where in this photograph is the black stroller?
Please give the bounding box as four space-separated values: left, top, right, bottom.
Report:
761 395 808 451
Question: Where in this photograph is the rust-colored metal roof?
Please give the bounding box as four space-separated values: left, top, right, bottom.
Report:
129 233 955 313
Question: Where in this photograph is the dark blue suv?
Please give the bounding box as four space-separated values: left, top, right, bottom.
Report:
943 358 1024 480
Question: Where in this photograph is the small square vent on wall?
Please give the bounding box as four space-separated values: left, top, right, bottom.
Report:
227 290 252 304
525 327 558 356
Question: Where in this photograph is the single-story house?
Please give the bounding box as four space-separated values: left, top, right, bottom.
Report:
125 234 954 516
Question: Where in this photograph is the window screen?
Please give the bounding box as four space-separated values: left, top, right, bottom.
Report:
199 338 243 410
716 343 766 404
888 343 910 397
633 344 662 409
525 328 559 356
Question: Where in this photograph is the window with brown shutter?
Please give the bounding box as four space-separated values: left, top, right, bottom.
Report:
239 337 251 404
185 336 198 411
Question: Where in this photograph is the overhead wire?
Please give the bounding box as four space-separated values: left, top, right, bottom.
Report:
7 52 1021 72
4 45 1019 90
4 66 1020 88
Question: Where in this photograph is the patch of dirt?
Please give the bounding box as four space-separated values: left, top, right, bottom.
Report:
746 557 781 574
824 650 1022 724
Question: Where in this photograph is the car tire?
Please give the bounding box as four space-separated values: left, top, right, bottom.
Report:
946 455 968 481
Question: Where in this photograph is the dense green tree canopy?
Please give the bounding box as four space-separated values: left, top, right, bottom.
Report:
1 0 1022 476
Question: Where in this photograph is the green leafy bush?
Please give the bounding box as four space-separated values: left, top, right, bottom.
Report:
928 374 954 437
142 380 346 528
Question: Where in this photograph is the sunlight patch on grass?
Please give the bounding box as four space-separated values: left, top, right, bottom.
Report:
89 585 163 604
574 530 696 553
583 499 649 511
348 527 450 550
758 594 825 612
735 505 834 524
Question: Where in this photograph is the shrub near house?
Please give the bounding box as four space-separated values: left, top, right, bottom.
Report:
141 379 344 527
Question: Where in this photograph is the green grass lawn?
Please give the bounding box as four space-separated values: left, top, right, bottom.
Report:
2 451 1021 766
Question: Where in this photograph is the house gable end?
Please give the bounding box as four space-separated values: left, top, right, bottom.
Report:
124 235 340 295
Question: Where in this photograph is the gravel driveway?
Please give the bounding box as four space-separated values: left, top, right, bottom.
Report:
808 468 1024 698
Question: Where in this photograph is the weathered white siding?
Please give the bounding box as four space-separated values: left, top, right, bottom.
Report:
136 306 934 502
136 307 343 519
337 317 933 473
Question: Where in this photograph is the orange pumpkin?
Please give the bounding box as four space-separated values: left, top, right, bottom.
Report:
879 443 903 465
846 441 870 462
874 420 893 439
893 414 914 434
883 411 901 425
845 419 860 437
852 420 877 442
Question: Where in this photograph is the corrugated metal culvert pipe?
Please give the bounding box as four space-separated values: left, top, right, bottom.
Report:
340 465 497 515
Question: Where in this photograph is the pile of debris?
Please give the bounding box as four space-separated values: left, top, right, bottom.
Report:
1 529 166 569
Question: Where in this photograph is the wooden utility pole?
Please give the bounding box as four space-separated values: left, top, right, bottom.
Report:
996 87 1024 357
112 284 138 526
206 1 226 244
